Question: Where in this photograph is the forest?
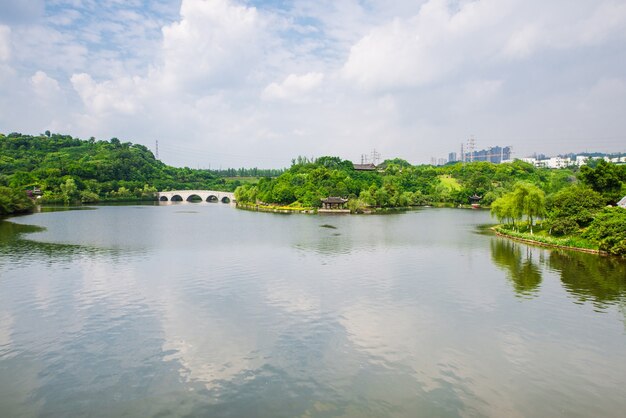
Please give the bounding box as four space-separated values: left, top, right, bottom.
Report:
234 155 625 208
0 132 245 208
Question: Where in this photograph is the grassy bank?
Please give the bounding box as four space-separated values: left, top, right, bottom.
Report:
492 225 602 254
236 202 316 214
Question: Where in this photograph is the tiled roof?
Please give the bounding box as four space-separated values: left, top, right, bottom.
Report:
321 197 348 203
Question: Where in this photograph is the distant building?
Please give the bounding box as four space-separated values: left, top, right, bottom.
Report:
574 156 588 166
461 145 511 163
544 156 570 169
517 153 623 169
320 197 349 212
437 158 447 166
353 163 377 171
448 152 457 162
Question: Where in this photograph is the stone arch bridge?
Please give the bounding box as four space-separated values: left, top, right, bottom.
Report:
157 190 236 204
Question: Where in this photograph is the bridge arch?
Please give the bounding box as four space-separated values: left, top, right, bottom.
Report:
186 194 203 202
156 190 236 204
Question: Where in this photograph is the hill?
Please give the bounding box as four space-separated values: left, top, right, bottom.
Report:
0 132 238 204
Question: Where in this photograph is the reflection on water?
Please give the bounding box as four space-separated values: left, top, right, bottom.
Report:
548 251 626 308
490 239 543 298
0 220 127 265
490 236 626 308
1 206 626 417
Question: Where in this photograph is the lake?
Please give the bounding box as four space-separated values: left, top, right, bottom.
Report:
1 204 625 417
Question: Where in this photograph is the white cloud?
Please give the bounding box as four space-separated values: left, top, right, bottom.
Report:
262 72 324 101
30 71 60 96
342 0 626 91
0 25 10 61
71 73 143 114
160 0 266 93
503 24 540 59
462 79 503 104
2 0 626 166
341 0 513 90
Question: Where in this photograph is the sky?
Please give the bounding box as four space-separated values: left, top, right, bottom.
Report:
0 0 625 168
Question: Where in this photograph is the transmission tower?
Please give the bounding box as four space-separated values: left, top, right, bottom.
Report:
155 140 159 160
371 149 381 165
467 136 476 162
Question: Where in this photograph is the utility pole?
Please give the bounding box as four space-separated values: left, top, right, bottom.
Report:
155 140 159 160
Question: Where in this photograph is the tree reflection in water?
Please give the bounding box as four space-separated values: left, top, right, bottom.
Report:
490 239 543 298
548 251 626 310
491 236 626 312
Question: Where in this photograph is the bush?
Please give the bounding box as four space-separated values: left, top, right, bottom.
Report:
80 190 100 203
547 217 579 236
546 184 604 230
584 208 626 256
0 187 35 215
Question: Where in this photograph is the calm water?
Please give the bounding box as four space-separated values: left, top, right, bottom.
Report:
1 204 625 417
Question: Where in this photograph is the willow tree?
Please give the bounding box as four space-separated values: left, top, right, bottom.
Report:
512 182 546 233
491 194 518 227
491 183 545 233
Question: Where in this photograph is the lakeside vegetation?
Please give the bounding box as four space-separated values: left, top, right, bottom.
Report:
489 161 625 256
234 155 574 209
1 131 625 256
0 186 35 216
234 155 625 256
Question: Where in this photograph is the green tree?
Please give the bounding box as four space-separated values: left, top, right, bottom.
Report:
60 178 78 203
583 208 626 256
80 190 100 203
545 184 605 235
491 194 517 226
0 187 35 215
512 183 545 232
579 160 625 204
491 183 546 232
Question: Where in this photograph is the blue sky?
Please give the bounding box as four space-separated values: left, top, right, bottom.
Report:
1 0 625 168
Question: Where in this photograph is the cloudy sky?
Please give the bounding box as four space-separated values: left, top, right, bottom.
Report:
1 0 625 168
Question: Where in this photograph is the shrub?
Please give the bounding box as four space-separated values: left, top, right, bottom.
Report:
584 208 626 256
0 187 35 215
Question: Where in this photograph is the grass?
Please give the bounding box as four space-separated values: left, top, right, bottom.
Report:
493 224 600 252
236 202 315 213
438 175 462 191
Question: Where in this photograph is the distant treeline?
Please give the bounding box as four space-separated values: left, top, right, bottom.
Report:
0 132 247 206
210 167 284 178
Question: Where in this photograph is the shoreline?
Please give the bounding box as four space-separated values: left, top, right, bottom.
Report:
492 227 605 255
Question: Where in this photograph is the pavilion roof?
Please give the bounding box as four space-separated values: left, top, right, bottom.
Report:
321 197 348 203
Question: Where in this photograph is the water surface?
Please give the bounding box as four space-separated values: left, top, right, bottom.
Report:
1 204 625 417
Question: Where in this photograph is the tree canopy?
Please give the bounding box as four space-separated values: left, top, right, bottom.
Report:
0 132 242 203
